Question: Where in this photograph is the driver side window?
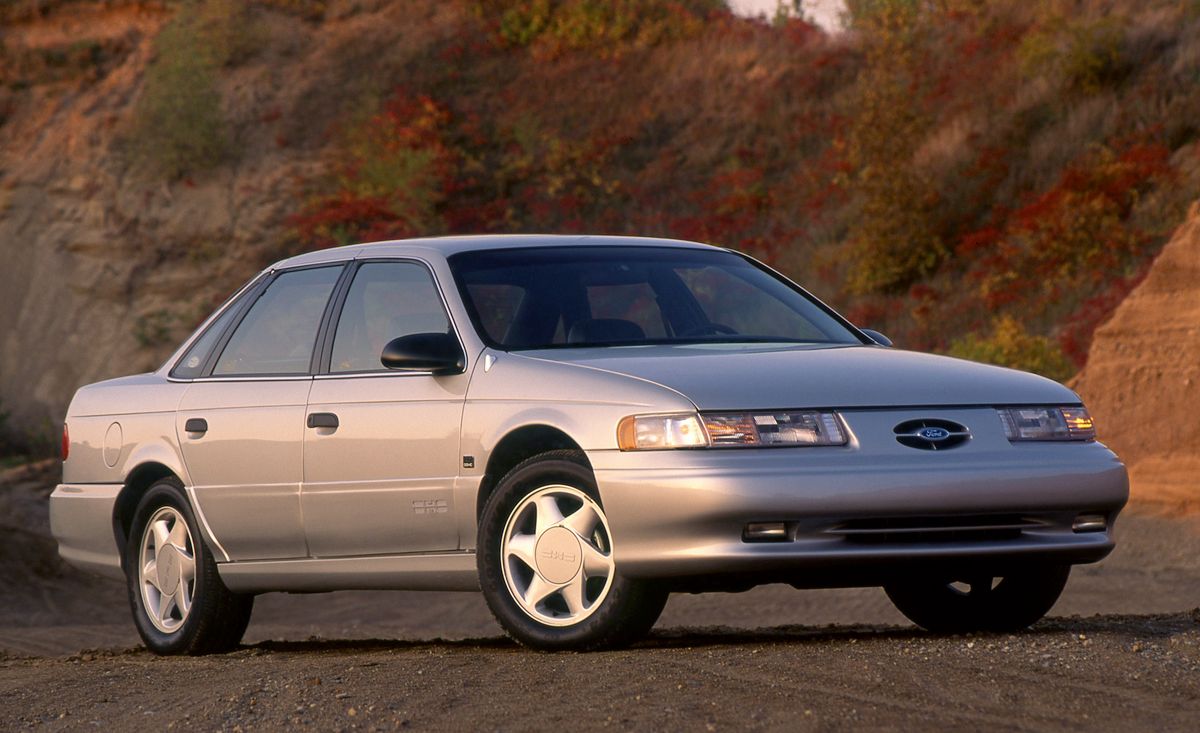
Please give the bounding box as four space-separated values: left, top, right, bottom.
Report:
330 261 451 373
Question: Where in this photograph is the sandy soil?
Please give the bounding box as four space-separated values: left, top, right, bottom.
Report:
1073 201 1200 515
2 460 1198 730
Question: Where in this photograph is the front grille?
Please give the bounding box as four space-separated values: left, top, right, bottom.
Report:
827 514 1041 544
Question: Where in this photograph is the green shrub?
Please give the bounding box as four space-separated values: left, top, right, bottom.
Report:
133 310 177 348
290 91 455 249
842 0 946 295
1019 16 1129 94
478 0 717 54
497 0 554 46
947 316 1075 382
129 0 257 178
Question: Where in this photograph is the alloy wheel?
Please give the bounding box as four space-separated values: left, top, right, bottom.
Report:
137 506 197 633
500 485 615 627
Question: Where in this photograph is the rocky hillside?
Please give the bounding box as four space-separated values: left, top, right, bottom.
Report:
3 0 1200 452
0 1 463 445
1074 202 1200 512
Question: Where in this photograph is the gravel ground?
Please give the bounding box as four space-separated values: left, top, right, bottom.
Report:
2 614 1198 731
1 460 1198 730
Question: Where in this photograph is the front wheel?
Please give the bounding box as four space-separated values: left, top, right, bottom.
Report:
884 564 1070 633
125 478 254 655
477 451 667 650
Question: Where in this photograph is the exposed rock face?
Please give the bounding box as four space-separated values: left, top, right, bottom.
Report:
0 3 425 441
1073 202 1200 512
0 6 278 441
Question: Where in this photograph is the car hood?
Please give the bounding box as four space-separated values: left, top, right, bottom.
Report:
521 344 1079 410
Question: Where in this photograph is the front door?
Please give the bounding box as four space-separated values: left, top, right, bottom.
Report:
178 264 344 561
302 260 468 557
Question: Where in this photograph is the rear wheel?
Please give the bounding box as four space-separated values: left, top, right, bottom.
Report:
125 478 253 655
478 450 667 650
884 565 1070 633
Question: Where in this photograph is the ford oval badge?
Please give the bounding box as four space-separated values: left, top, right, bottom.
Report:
918 427 952 442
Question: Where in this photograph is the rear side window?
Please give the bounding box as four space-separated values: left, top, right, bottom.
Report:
330 262 451 373
212 266 342 376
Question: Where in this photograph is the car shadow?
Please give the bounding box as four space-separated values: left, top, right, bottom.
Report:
230 611 1196 655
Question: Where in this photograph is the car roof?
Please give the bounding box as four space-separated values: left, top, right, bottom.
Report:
270 234 725 270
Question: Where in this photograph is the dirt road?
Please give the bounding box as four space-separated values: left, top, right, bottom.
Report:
3 614 1198 731
2 461 1198 730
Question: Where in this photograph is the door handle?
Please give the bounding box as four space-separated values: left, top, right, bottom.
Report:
307 412 339 429
184 418 208 434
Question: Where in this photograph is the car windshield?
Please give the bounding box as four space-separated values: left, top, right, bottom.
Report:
448 246 863 350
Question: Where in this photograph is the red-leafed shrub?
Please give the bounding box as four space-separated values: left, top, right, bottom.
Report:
272 0 1200 381
964 142 1172 317
290 91 457 249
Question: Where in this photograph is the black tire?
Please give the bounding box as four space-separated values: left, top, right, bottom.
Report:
125 478 254 655
477 450 667 651
884 564 1070 633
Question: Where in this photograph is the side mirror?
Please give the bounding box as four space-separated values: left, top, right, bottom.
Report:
381 332 465 374
860 328 893 347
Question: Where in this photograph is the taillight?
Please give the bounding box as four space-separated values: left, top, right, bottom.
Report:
62 423 69 461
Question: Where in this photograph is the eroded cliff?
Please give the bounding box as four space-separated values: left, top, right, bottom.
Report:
1074 202 1200 512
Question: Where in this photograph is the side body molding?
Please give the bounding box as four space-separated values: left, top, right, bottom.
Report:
217 552 480 592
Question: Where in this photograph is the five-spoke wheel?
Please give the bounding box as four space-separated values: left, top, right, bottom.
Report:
125 478 254 655
501 485 615 627
138 506 197 633
479 451 667 650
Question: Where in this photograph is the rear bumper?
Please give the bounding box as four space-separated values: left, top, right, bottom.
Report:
49 483 124 580
592 440 1128 583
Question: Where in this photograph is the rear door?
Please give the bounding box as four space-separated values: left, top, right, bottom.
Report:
301 259 468 557
178 264 344 561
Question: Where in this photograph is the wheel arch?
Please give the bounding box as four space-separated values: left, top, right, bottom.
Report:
477 425 590 519
113 461 181 571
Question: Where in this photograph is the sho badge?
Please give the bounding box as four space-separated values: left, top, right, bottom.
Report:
412 499 449 515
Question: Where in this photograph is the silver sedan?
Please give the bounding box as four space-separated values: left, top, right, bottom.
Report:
50 235 1128 653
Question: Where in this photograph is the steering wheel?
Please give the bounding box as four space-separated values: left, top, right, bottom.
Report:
677 322 738 338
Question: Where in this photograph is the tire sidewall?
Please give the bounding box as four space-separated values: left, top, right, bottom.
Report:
885 564 1071 633
477 456 649 649
125 479 211 655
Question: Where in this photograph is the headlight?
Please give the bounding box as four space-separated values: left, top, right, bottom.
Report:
617 413 709 450
998 406 1095 441
702 411 847 447
616 410 847 450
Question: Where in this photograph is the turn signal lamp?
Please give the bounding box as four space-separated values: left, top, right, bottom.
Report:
617 414 708 451
998 406 1096 441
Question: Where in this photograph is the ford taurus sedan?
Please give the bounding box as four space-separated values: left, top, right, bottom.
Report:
50 235 1128 654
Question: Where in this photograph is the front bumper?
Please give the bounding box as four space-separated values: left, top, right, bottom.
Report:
49 483 124 580
591 424 1128 584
